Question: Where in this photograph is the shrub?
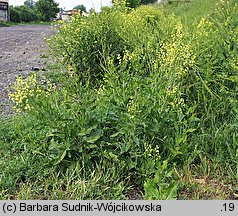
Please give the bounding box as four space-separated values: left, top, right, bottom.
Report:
10 5 40 22
48 0 237 191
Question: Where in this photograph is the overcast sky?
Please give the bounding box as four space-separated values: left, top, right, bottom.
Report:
9 0 112 11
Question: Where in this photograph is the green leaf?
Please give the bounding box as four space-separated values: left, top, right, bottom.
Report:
87 144 97 149
79 125 97 136
110 131 123 138
53 149 67 165
165 182 177 200
49 139 69 165
108 152 119 161
120 143 130 154
49 138 58 150
86 129 102 143
161 160 168 170
186 128 196 133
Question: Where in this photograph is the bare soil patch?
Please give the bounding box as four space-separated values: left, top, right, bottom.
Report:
0 25 52 117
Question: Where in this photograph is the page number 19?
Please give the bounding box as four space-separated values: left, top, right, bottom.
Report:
222 203 235 212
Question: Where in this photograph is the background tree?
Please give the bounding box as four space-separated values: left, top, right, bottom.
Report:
35 0 59 21
73 4 87 13
141 0 158 4
113 0 158 8
24 0 36 9
9 6 21 22
10 5 39 22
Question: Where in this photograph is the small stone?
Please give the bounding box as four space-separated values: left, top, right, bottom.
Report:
32 67 40 71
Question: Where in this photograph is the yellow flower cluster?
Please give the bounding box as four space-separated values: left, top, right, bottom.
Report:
116 49 136 67
127 97 136 119
230 56 238 71
167 86 178 95
96 87 104 96
67 64 76 78
196 17 213 37
144 143 160 159
113 0 127 8
160 22 196 78
8 73 55 112
166 86 185 109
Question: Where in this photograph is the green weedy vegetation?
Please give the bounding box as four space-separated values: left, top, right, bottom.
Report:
9 0 59 23
0 0 238 199
0 21 9 27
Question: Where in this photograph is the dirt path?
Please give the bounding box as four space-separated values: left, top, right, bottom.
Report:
0 25 52 117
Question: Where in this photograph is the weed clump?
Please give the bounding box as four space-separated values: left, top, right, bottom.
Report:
1 0 238 199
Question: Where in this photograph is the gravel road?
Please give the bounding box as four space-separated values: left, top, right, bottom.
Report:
0 25 52 117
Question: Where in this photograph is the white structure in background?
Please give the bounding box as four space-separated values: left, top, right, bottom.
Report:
0 0 9 21
56 9 89 22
